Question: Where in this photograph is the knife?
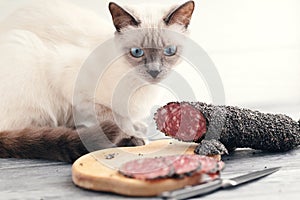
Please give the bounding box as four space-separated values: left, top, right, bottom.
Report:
160 167 280 200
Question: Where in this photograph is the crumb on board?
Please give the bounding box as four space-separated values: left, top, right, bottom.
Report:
105 153 118 160
79 163 83 166
138 153 143 156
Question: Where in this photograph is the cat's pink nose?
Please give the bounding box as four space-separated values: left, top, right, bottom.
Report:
148 70 160 79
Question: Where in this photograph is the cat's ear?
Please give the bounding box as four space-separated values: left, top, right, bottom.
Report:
109 2 141 32
164 1 195 28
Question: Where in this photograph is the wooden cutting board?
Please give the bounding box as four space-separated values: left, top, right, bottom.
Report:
72 139 215 197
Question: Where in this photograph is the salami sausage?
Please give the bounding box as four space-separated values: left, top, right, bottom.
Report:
155 102 300 154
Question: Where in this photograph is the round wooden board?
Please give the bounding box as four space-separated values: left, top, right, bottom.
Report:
72 139 217 197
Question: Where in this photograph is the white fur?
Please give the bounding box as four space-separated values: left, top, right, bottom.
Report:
0 0 176 131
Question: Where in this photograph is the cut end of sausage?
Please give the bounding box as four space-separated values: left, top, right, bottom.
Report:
154 102 207 142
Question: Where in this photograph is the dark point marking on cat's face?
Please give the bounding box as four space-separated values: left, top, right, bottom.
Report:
126 45 181 83
115 26 183 83
164 1 195 28
109 2 141 32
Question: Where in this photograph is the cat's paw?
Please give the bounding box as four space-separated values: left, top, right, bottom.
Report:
100 120 146 147
133 122 147 133
131 121 150 144
194 139 228 155
116 136 145 147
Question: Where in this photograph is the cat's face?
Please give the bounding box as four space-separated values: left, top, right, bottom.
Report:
109 1 195 83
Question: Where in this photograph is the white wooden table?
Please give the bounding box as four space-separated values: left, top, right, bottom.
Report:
1 146 300 200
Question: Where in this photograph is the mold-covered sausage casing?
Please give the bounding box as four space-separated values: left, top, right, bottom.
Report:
156 102 300 153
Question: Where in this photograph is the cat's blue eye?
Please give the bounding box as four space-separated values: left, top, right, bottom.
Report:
130 48 144 58
164 45 177 56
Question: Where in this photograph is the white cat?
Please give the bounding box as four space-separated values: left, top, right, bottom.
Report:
0 0 195 162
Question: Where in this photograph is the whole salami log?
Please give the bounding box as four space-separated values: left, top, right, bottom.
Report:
155 102 300 155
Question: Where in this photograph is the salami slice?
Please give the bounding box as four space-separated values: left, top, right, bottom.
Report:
119 157 171 180
167 155 201 177
119 154 224 180
188 155 224 174
155 102 207 142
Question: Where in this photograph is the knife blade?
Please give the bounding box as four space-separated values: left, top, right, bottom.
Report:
160 167 280 200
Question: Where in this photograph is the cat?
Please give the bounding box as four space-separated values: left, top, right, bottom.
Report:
0 0 195 162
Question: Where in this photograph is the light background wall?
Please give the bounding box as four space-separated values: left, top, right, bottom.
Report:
0 0 299 119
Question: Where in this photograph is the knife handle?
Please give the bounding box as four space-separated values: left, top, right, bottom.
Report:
160 179 223 200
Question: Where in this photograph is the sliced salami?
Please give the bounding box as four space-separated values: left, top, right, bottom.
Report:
119 154 224 180
119 157 171 180
188 155 224 174
167 155 201 177
155 102 207 142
